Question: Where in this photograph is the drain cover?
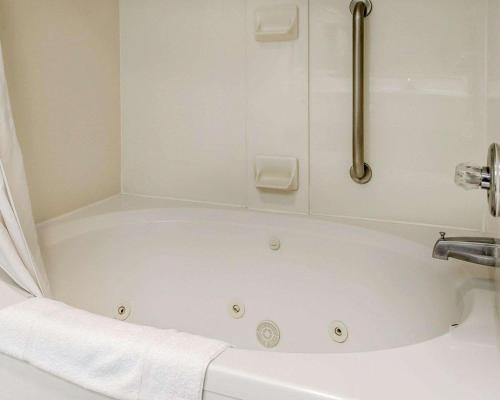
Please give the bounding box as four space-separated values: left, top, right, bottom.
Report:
256 320 280 348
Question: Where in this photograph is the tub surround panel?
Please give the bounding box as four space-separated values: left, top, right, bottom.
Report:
0 0 121 222
486 0 500 235
121 0 309 213
309 0 487 229
246 0 309 214
121 0 492 230
120 0 247 207
486 0 500 305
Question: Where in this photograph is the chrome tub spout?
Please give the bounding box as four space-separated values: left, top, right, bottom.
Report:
432 233 500 267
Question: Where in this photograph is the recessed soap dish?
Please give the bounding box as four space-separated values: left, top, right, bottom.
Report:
255 4 298 42
255 155 298 191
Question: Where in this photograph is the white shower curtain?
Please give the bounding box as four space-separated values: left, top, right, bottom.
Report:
0 41 50 297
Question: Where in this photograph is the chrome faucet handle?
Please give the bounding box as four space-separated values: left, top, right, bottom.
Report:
455 143 500 217
454 163 488 190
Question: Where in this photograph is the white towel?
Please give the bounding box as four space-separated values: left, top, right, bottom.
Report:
0 298 230 400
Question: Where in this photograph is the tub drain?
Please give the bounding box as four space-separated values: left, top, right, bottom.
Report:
256 320 280 348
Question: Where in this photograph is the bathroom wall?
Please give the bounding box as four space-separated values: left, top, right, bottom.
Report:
487 0 500 234
121 0 247 207
486 0 500 298
121 0 489 230
0 0 121 222
309 0 486 229
246 0 309 213
121 0 310 213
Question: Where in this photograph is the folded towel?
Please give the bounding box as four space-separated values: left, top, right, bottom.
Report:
0 298 230 400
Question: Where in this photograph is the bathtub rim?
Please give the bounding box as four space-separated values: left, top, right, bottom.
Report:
0 285 496 400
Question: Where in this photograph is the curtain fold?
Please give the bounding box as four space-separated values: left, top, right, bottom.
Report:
0 41 50 297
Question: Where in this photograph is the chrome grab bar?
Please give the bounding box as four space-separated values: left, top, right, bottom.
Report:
349 0 372 184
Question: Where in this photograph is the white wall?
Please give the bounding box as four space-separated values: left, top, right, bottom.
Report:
246 0 309 213
121 0 492 231
486 0 500 300
310 0 486 229
487 0 500 233
121 0 247 207
0 0 121 222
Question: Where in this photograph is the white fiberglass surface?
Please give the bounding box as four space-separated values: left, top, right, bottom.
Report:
39 208 464 353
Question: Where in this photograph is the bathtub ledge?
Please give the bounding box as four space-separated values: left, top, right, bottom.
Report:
205 288 500 400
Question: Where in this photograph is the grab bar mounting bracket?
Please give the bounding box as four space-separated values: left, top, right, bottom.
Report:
350 163 372 184
349 0 372 16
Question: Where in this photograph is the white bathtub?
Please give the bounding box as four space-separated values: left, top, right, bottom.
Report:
0 196 499 400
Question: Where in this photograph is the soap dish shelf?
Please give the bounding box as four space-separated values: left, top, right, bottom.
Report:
255 156 298 192
254 4 298 42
